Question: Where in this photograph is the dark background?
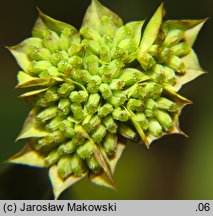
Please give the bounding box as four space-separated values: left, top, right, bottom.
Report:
0 0 212 199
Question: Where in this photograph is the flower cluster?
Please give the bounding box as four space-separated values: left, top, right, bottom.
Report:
8 0 206 198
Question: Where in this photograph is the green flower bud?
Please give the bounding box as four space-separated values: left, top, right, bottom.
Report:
112 107 129 122
70 154 85 176
57 61 71 73
86 75 102 93
148 118 163 137
127 98 144 112
155 109 173 131
119 68 148 86
29 47 51 61
132 112 149 131
97 103 113 117
59 27 75 50
80 27 102 42
144 98 158 118
146 64 164 83
144 109 154 118
138 53 156 71
103 133 117 156
158 47 172 63
58 98 71 115
36 106 58 123
86 93 101 114
77 140 94 159
157 97 178 112
58 140 77 154
45 149 62 166
47 66 63 77
107 95 126 107
163 66 176 84
102 115 118 133
99 65 112 83
45 87 59 103
91 124 107 143
68 56 83 68
83 115 101 133
68 42 82 56
71 69 91 84
38 71 49 78
37 130 65 150
72 127 86 145
50 53 61 66
131 85 148 100
32 60 52 74
58 80 75 97
99 83 112 99
163 29 185 47
87 40 101 55
166 55 185 73
108 59 124 79
100 46 111 63
148 44 158 56
58 155 73 179
143 82 163 99
59 119 74 138
170 42 191 57
43 30 60 52
109 79 125 90
86 155 101 173
70 103 84 120
69 91 88 103
145 98 158 112
46 115 65 131
50 52 67 66
84 54 99 75
118 124 137 140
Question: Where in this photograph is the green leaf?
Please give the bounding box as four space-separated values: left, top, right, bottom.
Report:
32 8 78 37
49 165 87 199
16 71 63 88
138 4 164 57
7 143 46 167
90 142 125 189
16 108 49 141
7 38 43 72
174 50 206 91
82 0 123 35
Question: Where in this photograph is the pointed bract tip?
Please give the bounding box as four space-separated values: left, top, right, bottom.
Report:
36 7 42 15
181 131 189 138
159 2 165 12
203 17 210 23
145 144 150 149
4 45 13 51
36 7 48 20
185 99 193 105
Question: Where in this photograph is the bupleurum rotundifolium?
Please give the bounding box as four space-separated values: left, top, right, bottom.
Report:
7 0 206 198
